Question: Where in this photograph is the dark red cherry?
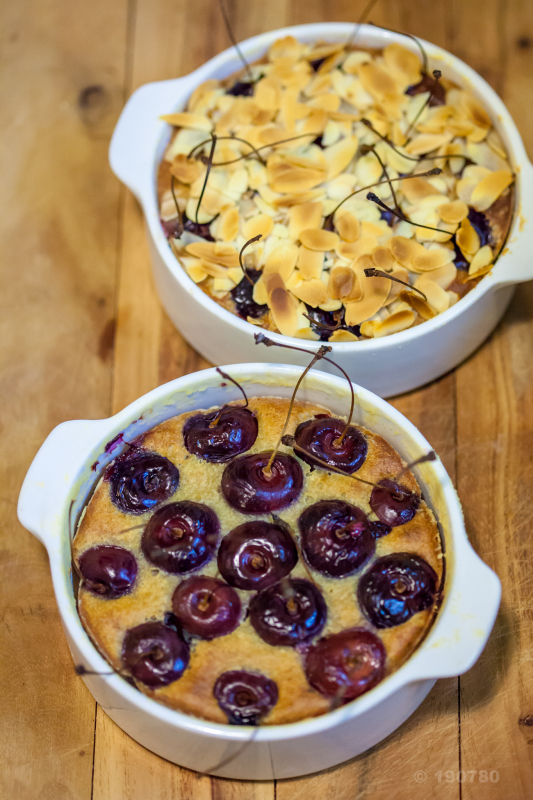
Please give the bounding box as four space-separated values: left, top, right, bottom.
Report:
110 453 179 515
369 479 420 527
217 521 298 591
221 451 303 513
305 628 386 701
183 406 258 463
182 212 215 241
226 80 255 97
468 208 492 247
358 553 438 628
142 501 219 574
78 545 137 598
172 575 241 639
249 578 327 647
231 269 268 319
369 520 392 539
214 670 278 725
122 620 189 687
293 418 367 474
298 500 375 578
406 73 446 105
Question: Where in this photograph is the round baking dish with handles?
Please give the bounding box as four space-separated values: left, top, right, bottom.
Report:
109 22 533 398
18 363 500 779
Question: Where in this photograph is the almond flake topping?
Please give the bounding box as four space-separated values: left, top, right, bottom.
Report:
160 34 513 342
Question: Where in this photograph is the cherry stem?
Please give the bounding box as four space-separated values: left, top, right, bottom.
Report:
254 333 356 445
75 665 115 677
365 144 400 212
366 192 452 235
302 313 341 332
271 513 321 589
393 450 436 480
170 175 184 238
215 366 249 408
345 0 380 45
403 70 442 142
209 132 322 167
195 134 217 224
325 168 442 224
240 235 262 285
264 345 332 476
217 0 253 83
283 435 384 490
368 23 428 73
363 268 428 301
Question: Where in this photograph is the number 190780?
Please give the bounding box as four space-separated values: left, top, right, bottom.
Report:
436 770 500 783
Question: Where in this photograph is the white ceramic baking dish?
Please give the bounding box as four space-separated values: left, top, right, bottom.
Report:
109 22 533 398
18 363 500 779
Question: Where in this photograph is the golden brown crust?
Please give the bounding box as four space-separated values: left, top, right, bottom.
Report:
74 397 443 725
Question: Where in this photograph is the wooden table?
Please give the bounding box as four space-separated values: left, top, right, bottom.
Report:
2 0 533 797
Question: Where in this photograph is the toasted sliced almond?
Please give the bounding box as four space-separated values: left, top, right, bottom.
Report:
398 290 435 320
412 247 453 272
418 261 457 289
269 286 299 336
242 213 274 240
185 241 240 268
373 308 416 337
468 244 493 276
462 93 492 129
286 274 328 307
218 207 240 242
263 242 299 281
308 93 341 112
327 266 362 301
254 77 281 111
372 246 394 270
198 259 230 279
389 236 427 269
401 177 442 204
329 329 359 342
382 267 411 305
438 199 469 224
184 259 208 283
470 169 514 211
252 276 269 305
299 228 339 251
297 246 324 279
404 133 453 155
359 62 399 100
456 219 480 256
334 211 360 242
288 202 324 239
160 112 213 132
323 136 359 181
383 43 422 85
267 154 327 194
268 35 303 64
170 154 202 184
337 235 379 260
416 278 450 313
344 271 390 326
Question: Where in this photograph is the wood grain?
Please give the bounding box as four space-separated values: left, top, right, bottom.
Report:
3 1 533 799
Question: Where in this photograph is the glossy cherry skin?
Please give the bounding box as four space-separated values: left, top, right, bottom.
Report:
358 553 438 628
122 621 189 687
221 452 303 514
217 521 298 591
110 453 179 514
214 670 279 725
141 501 219 574
293 418 367 474
172 576 241 639
249 578 327 647
298 500 375 578
305 628 386 701
369 479 420 527
369 520 392 539
183 406 258 463
231 269 268 320
78 545 138 598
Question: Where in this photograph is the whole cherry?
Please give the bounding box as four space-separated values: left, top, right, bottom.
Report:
214 670 278 725
221 451 303 513
122 620 189 687
358 553 438 628
249 578 327 647
218 521 298 591
142 501 219 574
292 418 368 474
183 406 258 463
369 480 420 527
110 452 179 514
78 545 138 598
172 575 241 639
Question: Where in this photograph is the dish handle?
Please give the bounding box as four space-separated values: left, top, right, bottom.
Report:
410 544 501 680
493 159 533 287
109 75 198 202
17 419 109 549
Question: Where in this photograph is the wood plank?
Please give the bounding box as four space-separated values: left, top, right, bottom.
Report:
0 0 128 798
